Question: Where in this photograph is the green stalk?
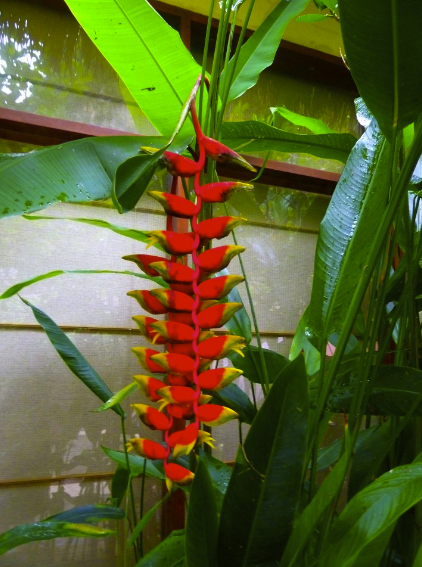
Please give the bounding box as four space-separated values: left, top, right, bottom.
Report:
307 118 422 461
138 459 147 558
204 0 229 135
120 416 139 560
198 0 216 126
216 0 256 136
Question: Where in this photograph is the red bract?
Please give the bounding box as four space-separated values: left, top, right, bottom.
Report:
145 230 196 256
127 84 254 489
127 290 168 315
196 245 245 272
196 181 253 203
197 216 246 241
197 275 245 300
147 191 196 218
161 151 200 177
123 253 164 276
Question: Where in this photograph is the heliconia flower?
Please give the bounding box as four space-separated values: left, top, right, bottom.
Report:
122 254 165 277
168 282 193 295
197 275 245 300
131 404 171 431
149 352 195 374
149 320 194 343
168 423 215 459
169 311 194 326
168 373 190 386
197 367 243 391
147 191 196 218
157 386 197 405
167 333 214 357
133 375 166 402
132 347 167 373
201 136 257 172
198 302 243 329
197 216 246 241
196 181 253 204
149 260 195 283
161 151 201 177
145 230 196 256
164 463 195 491
132 315 166 345
141 147 201 177
196 245 245 272
150 289 194 312
126 438 167 460
127 290 168 315
198 335 246 359
196 404 239 426
166 395 212 419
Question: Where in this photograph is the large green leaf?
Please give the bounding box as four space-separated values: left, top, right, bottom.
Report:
45 505 125 524
112 150 165 213
0 522 115 556
338 0 422 139
222 0 311 102
218 356 308 566
221 121 356 163
279 444 350 567
134 529 185 567
102 446 165 480
186 458 218 567
0 136 163 220
319 463 422 567
290 308 320 377
193 450 232 511
307 118 390 343
0 270 166 300
229 345 289 384
20 298 124 417
128 492 171 547
64 0 202 138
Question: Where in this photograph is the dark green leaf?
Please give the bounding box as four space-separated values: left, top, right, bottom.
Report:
320 463 422 567
134 529 185 567
229 345 289 384
280 444 350 567
0 270 167 300
45 505 125 524
221 121 357 164
0 136 162 220
195 450 232 511
218 357 308 566
210 383 257 425
322 365 422 417
339 0 422 139
186 458 218 567
307 118 390 343
102 446 165 480
111 465 130 507
112 150 165 213
290 308 320 376
222 0 311 102
20 298 124 417
0 522 115 556
64 0 203 138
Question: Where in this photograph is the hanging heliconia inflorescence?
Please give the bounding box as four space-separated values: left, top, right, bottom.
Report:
123 82 255 491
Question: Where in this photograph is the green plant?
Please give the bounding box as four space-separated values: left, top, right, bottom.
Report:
2 0 422 566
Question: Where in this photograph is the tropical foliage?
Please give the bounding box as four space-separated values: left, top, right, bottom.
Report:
2 0 422 566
